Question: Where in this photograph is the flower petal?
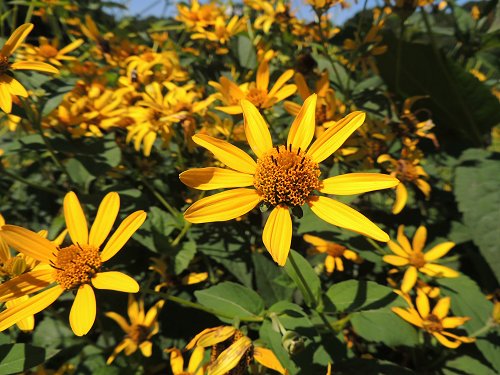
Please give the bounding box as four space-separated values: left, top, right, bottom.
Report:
321 173 399 195
397 225 412 253
4 76 28 97
262 206 292 266
424 242 455 262
267 69 294 98
186 326 236 349
420 264 459 278
287 93 317 152
0 225 56 264
256 60 269 91
100 210 147 262
0 286 63 332
412 226 427 253
432 297 450 319
383 255 409 266
89 192 120 248
1 23 33 56
392 183 407 214
91 271 139 293
307 111 365 163
0 82 13 113
416 290 430 319
401 266 418 293
388 240 410 257
144 300 164 327
167 348 185 374
188 346 205 375
64 192 89 246
391 307 423 328
241 99 273 158
432 332 460 349
180 168 254 190
11 61 59 74
253 347 287 375
309 196 389 242
208 336 252 375
184 188 261 224
0 268 54 302
192 134 256 174
70 284 96 336
441 316 470 329
105 311 131 332
6 296 34 332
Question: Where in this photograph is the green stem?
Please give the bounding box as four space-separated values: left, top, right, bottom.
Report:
139 175 179 217
367 238 389 255
144 289 264 322
470 319 495 338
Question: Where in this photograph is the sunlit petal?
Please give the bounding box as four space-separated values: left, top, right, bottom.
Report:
383 255 409 266
424 242 455 261
64 192 89 245
420 264 459 278
412 226 427 253
1 23 33 56
401 266 418 293
442 316 470 329
432 297 450 319
253 347 287 375
11 61 59 74
391 307 423 328
262 206 292 266
392 183 407 214
241 99 273 158
180 168 254 190
1 225 56 264
208 336 252 375
416 290 430 319
287 94 317 151
92 271 139 293
89 192 120 248
321 173 399 195
0 268 54 302
105 311 131 332
397 225 412 253
70 284 96 336
388 240 410 257
432 332 460 349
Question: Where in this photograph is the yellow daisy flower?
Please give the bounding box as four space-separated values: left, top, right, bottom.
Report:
22 36 84 67
0 191 147 336
167 346 206 375
0 23 59 113
303 234 361 274
180 94 398 265
383 225 459 293
392 290 475 348
106 294 164 364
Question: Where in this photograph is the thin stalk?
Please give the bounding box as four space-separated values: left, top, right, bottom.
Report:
367 238 389 255
139 175 179 217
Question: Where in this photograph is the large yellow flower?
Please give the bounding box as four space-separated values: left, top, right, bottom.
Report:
392 290 475 348
180 94 398 265
383 225 459 292
0 23 59 113
0 192 147 336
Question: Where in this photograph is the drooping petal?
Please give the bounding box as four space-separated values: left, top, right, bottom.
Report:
416 290 430 319
0 82 13 113
105 311 131 332
383 255 409 266
335 257 344 271
184 189 261 224
392 183 407 214
325 256 335 273
0 285 63 332
6 296 34 332
186 326 236 349
100 210 147 262
69 284 96 336
0 225 57 264
180 168 254 190
432 297 450 319
401 266 418 293
1 23 33 56
207 336 252 375
420 264 459 278
91 271 139 293
192 134 256 174
432 332 460 349
412 226 427 253
262 206 292 266
309 196 389 242
307 111 365 163
139 341 153 357
241 99 273 158
4 76 28 97
442 316 470 329
286 93 317 151
188 346 205 375
167 348 185 375
64 192 89 245
321 173 399 195
294 72 310 100
391 307 423 328
253 347 287 375
89 192 120 248
440 330 475 343
106 339 130 365
424 242 455 262
11 61 59 74
0 268 54 302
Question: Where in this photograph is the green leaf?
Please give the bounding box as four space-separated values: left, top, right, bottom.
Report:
454 150 500 282
66 158 94 192
252 253 294 307
444 355 496 375
259 320 300 375
194 281 265 323
438 276 499 373
350 309 419 347
0 344 48 374
237 35 257 69
326 280 403 313
174 240 197 274
284 250 321 308
333 358 415 374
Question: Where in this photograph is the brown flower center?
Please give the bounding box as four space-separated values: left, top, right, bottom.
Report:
128 324 150 343
53 244 102 290
246 88 267 108
254 145 322 207
327 243 346 257
423 314 442 332
0 55 10 73
396 159 419 182
408 251 426 268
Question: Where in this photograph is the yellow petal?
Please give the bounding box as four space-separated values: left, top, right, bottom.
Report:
264 84 297 106
0 286 63 332
167 348 184 374
335 257 344 271
105 311 131 332
309 196 389 242
294 72 310 100
107 340 130 365
91 271 139 293
6 296 34 332
241 99 273 158
11 61 59 74
441 330 475 343
4 76 28 97
186 326 236 349
392 183 407 214
188 346 205 375
401 266 418 293
180 168 254 190
416 178 431 198
287 94 317 152
307 111 365 163
64 192 89 245
58 38 84 55
262 206 292 266
100 210 147 262
184 189 261 223
391 307 423 328
1 23 33 56
144 300 164 327
325 256 335 273
0 82 13 113
397 225 412 253
139 341 152 357
321 173 399 195
441 316 470 329
0 268 54 302
69 284 96 336
383 255 409 266
303 234 329 248
416 289 430 319
432 297 450 319
412 226 427 253
89 192 120 248
432 332 460 348
283 100 301 116
267 69 295 98
192 134 256 174
0 225 56 264
253 347 287 375
256 60 269 91
388 240 410 257
420 264 459 278
207 336 252 375
215 105 243 115
424 242 455 262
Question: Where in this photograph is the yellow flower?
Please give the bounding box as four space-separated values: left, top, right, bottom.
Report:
167 346 205 375
210 58 296 114
0 23 59 113
191 16 247 54
176 0 223 30
0 192 147 336
383 225 459 293
22 37 83 67
106 295 164 364
149 256 208 290
392 290 475 348
303 234 361 274
180 95 398 265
